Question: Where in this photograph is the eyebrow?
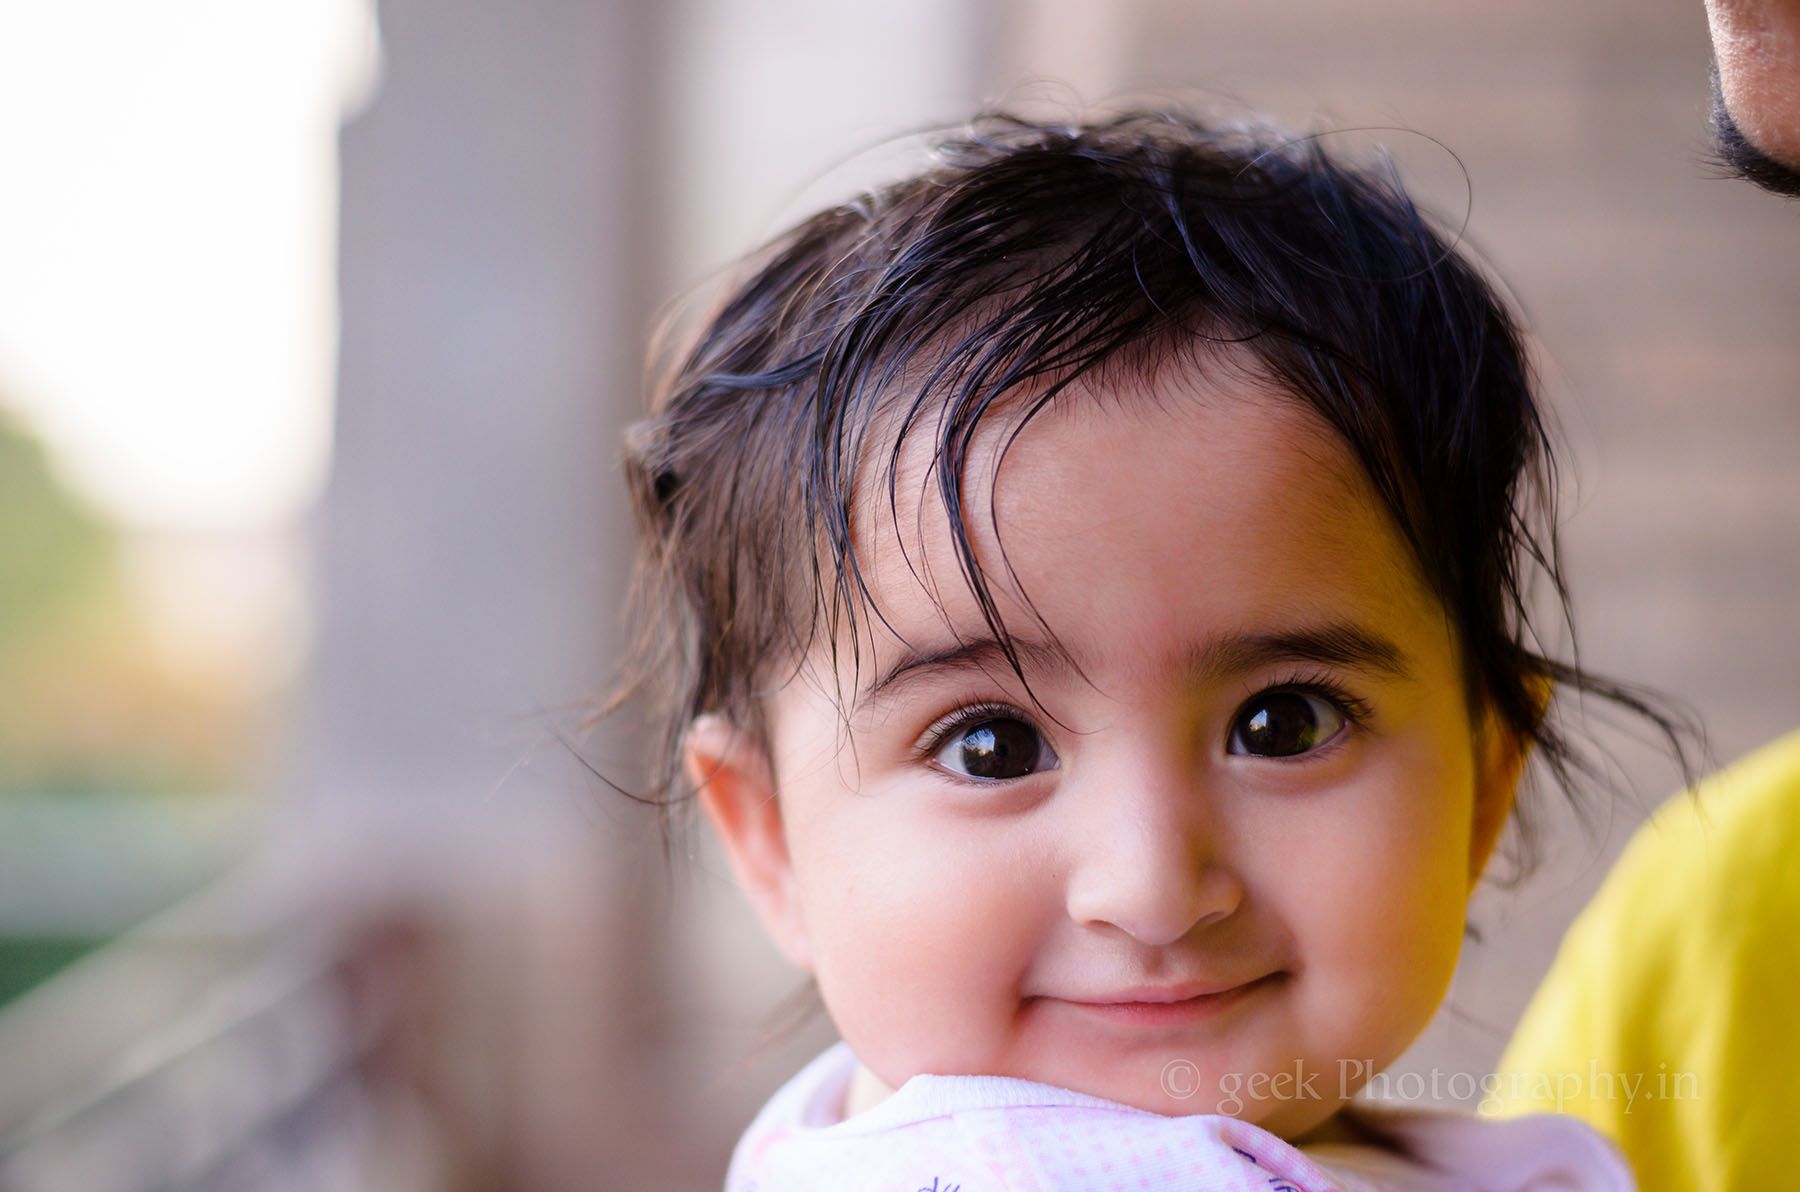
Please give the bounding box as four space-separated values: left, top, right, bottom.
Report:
858 621 1413 711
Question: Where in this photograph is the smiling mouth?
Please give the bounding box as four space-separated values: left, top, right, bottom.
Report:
1050 972 1286 1027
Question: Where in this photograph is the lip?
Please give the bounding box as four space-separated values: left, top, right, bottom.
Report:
1049 972 1284 1027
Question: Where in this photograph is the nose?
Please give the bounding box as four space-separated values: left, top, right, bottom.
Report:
1061 764 1245 948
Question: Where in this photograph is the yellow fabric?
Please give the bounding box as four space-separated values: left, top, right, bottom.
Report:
1492 729 1800 1191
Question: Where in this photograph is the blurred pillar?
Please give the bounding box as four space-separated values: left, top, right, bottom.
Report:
662 0 1003 283
991 0 1136 104
308 0 666 1187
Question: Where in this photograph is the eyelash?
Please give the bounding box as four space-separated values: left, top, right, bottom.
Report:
910 672 1376 770
1262 669 1376 734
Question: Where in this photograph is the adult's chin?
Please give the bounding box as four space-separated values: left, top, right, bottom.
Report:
1712 67 1800 197
1705 0 1800 194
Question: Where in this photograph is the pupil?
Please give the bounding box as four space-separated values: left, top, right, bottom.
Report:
1241 693 1320 757
959 719 1039 779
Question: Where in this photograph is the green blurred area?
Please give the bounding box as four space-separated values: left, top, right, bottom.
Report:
0 414 112 652
0 411 256 798
0 938 105 1007
0 411 256 1006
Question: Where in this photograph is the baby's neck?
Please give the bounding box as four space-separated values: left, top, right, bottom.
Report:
842 1062 896 1119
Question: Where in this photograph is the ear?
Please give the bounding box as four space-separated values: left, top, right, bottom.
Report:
1467 696 1536 888
683 713 812 971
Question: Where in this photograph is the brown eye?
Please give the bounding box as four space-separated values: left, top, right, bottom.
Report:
1228 690 1347 758
932 716 1055 781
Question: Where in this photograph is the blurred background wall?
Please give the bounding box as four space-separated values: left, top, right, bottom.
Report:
0 0 1794 1188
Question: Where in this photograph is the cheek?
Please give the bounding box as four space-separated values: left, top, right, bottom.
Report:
785 790 1050 1079
1246 744 1476 1053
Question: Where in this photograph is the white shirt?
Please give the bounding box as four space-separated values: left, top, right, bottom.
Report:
725 1043 1634 1191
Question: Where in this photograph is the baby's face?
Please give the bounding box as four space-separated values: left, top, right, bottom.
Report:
694 371 1519 1138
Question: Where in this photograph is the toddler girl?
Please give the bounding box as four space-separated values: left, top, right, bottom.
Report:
610 111 1671 1189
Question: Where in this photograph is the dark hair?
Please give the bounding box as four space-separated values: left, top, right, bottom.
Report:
606 109 1696 874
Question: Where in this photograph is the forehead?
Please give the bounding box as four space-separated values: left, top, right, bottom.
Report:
824 364 1439 698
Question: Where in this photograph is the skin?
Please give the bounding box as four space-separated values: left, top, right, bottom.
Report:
686 371 1524 1141
1706 0 1800 169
